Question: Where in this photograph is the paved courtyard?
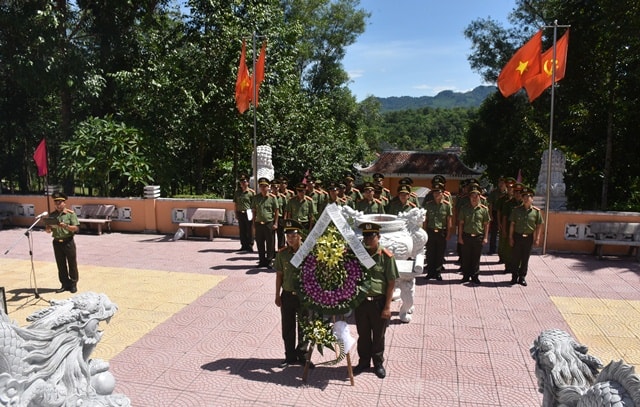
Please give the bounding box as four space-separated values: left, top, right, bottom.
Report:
1 226 639 406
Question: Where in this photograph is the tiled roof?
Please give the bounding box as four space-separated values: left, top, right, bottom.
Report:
359 151 482 178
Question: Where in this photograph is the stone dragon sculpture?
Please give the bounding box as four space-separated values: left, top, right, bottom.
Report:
0 292 130 407
531 329 640 407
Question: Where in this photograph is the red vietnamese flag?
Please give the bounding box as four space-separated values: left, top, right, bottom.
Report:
497 31 542 97
524 29 570 102
253 41 267 107
235 40 252 114
33 138 48 176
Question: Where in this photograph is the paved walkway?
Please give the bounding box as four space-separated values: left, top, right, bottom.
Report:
1 227 639 406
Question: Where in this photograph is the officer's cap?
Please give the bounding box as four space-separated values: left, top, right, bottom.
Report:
258 177 270 186
431 183 445 192
295 182 306 191
270 179 280 186
468 185 482 195
513 182 524 192
505 177 516 186
326 182 339 191
238 173 249 182
362 182 375 191
360 222 381 236
521 187 535 196
284 219 303 234
52 192 67 201
432 175 446 185
344 173 355 181
278 176 289 183
397 184 411 194
373 173 384 180
399 177 413 185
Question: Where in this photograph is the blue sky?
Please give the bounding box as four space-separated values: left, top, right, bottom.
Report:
343 0 516 101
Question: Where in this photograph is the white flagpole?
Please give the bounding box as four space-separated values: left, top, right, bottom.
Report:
542 21 570 255
252 31 258 186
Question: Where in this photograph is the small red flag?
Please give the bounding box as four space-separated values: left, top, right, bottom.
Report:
497 31 542 98
254 41 267 107
33 138 48 177
235 41 252 114
524 29 570 102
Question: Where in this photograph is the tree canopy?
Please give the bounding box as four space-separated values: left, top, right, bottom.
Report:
464 0 640 210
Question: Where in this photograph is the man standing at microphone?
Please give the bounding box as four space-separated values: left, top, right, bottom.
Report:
45 192 80 293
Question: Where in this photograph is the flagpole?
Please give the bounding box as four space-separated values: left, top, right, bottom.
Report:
251 31 258 186
542 21 570 255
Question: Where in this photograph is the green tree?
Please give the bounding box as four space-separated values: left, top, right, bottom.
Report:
59 116 153 197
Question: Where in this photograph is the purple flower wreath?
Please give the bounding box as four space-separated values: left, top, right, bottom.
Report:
297 227 370 314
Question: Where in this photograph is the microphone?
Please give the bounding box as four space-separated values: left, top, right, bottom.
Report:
35 211 48 219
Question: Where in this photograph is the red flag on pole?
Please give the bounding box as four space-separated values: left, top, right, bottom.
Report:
524 29 570 103
497 31 543 98
235 40 252 114
254 41 267 107
33 138 48 177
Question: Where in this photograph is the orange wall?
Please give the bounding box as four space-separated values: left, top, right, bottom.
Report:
1 195 639 255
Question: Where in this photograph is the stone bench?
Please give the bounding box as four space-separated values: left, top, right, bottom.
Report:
178 208 225 241
590 221 640 261
76 204 116 235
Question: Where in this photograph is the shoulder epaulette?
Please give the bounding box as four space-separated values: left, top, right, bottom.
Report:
373 198 383 204
479 203 489 209
268 193 277 198
408 202 417 208
410 192 418 197
382 248 394 257
304 195 313 202
382 187 390 193
248 188 256 193
277 246 288 253
532 206 541 211
352 187 361 192
63 208 75 214
442 199 451 205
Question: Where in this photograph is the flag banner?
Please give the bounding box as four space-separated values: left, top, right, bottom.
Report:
33 138 48 177
524 29 570 102
497 31 542 97
254 41 267 107
235 40 252 114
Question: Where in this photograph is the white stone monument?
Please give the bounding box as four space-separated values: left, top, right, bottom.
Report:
535 149 567 210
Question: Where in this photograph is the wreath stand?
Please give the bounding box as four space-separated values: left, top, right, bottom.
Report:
302 315 355 386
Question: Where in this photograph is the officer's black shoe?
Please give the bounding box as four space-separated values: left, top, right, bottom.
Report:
353 364 369 375
435 274 443 281
374 365 386 379
509 276 518 285
518 277 528 286
55 286 67 293
278 359 296 368
69 285 77 293
471 276 481 284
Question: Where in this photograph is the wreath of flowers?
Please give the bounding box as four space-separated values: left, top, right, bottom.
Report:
296 225 369 314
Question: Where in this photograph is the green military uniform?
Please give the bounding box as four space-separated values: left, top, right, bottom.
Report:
252 178 280 267
354 223 399 378
47 192 80 293
458 187 490 283
275 219 308 366
234 175 255 252
285 184 316 232
423 185 453 279
508 187 543 285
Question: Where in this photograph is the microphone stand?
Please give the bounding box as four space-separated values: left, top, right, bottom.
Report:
3 216 50 308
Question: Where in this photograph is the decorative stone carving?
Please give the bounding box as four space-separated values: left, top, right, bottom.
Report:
251 145 274 187
0 292 130 407
536 149 567 210
531 329 640 407
341 207 428 323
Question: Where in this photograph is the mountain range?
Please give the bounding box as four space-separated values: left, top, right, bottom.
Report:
376 85 496 112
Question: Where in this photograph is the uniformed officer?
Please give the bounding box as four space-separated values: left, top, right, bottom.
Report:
275 219 311 368
45 192 80 293
343 173 363 205
233 173 255 252
252 177 279 268
355 182 385 214
501 182 524 274
487 176 506 256
284 182 316 233
457 185 490 284
271 179 287 249
324 182 346 208
386 184 416 215
353 222 399 379
423 182 453 281
397 177 419 206
373 185 390 210
496 177 516 264
372 173 391 203
277 176 295 200
508 187 543 286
